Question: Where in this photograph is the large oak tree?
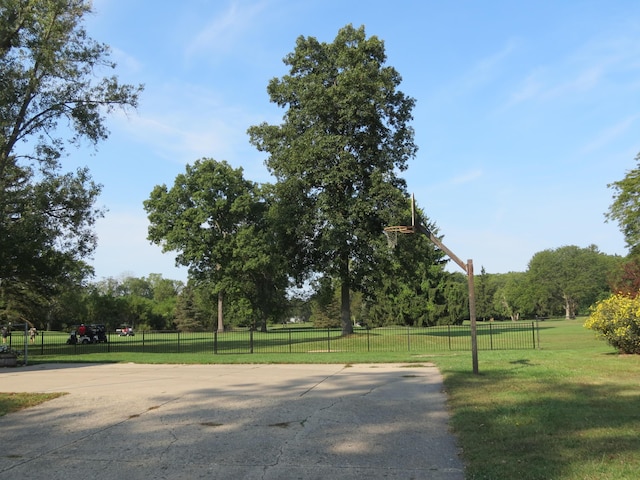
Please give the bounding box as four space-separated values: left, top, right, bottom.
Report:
144 159 288 332
248 25 417 334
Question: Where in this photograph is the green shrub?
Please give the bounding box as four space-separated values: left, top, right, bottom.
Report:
585 293 640 353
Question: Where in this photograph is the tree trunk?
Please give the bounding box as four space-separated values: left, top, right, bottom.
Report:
340 252 353 335
563 293 575 319
217 291 224 333
501 295 518 322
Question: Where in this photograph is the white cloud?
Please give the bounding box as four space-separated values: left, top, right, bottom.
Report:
450 169 483 185
580 115 640 154
542 64 607 99
437 40 518 101
505 27 640 109
109 83 264 167
92 210 187 281
505 70 545 107
185 0 269 58
464 40 518 87
110 46 143 75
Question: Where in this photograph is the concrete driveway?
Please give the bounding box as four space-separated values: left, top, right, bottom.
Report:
0 363 465 479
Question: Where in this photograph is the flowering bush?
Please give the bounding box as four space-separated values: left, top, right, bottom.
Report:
0 345 21 356
585 293 640 354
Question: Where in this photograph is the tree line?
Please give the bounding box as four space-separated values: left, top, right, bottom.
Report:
6 241 620 333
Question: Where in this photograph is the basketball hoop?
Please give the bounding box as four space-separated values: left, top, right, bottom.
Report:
383 225 415 249
383 225 415 234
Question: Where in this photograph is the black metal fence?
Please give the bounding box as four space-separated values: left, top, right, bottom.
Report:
10 322 540 357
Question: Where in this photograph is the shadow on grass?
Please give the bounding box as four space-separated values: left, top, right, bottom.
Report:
444 363 640 479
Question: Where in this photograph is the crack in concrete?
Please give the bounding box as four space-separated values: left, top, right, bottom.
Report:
261 371 349 478
298 365 348 397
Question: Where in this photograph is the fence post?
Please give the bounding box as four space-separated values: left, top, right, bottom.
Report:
407 326 411 351
533 321 538 349
23 322 28 366
327 328 331 353
250 329 254 354
367 327 370 352
214 330 218 354
288 329 292 353
448 325 452 350
489 323 493 350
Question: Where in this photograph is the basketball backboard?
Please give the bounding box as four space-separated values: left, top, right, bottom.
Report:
411 193 416 228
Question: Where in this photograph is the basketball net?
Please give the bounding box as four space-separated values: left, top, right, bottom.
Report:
384 229 399 249
383 225 415 249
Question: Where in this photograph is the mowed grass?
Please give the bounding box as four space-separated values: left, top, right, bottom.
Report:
0 392 66 417
3 319 639 479
23 322 535 357
434 319 640 480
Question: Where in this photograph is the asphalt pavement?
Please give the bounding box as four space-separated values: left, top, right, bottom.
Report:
0 363 465 479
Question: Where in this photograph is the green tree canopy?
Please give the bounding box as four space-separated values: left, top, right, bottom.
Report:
527 245 618 318
606 153 640 253
144 159 288 332
248 24 417 334
0 0 142 320
492 271 531 321
366 208 449 327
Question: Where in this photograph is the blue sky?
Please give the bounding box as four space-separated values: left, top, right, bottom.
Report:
68 0 640 282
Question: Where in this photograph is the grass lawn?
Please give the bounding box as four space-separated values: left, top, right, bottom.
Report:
0 392 66 417
2 318 638 479
434 319 640 480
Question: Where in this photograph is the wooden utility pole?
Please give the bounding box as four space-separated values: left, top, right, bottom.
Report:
414 221 479 374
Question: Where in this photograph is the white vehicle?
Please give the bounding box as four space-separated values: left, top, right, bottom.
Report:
116 326 135 336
